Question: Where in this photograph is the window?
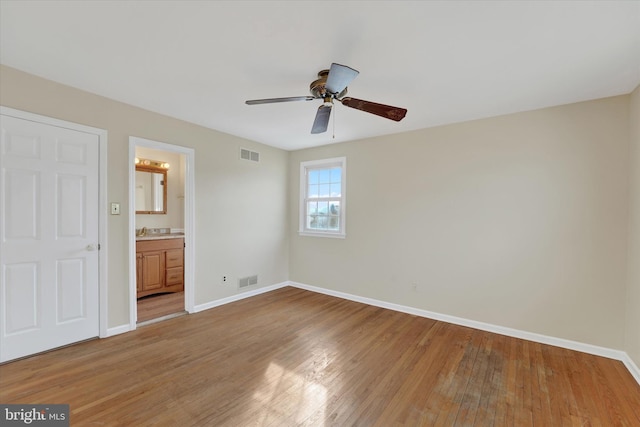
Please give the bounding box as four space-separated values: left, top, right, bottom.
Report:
299 157 346 238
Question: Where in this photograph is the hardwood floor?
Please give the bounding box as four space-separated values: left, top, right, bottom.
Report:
137 291 185 324
2 287 639 426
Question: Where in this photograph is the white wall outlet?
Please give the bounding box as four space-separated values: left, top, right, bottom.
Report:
110 202 120 215
221 275 228 285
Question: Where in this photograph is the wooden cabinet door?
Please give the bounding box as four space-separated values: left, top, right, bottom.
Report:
141 250 164 291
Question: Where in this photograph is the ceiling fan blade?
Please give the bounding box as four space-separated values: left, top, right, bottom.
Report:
245 96 315 105
311 104 332 134
340 97 407 122
325 63 359 95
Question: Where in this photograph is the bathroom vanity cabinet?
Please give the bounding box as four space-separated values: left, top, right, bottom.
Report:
136 237 184 298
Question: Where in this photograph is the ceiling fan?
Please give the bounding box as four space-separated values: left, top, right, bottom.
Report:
245 63 408 134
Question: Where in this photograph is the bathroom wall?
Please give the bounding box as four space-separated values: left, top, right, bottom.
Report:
135 146 184 230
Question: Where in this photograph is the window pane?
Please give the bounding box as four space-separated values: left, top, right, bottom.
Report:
318 184 330 197
328 202 340 230
308 212 324 229
308 184 319 198
308 201 329 230
318 201 329 215
306 201 318 228
330 183 341 197
330 168 341 183
319 169 330 184
308 170 319 185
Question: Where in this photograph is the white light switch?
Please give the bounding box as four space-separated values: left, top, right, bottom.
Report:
111 203 120 215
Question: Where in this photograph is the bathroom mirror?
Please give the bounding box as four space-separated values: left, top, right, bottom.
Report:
135 165 167 214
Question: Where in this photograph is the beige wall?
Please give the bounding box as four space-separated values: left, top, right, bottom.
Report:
627 85 640 366
2 63 636 356
289 95 631 350
0 65 290 328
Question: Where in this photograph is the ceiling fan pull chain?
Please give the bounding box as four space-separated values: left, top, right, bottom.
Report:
332 105 336 139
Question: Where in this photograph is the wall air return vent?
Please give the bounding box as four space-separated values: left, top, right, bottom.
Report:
238 275 258 288
240 148 260 163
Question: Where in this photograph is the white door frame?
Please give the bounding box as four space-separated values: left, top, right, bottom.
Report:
128 136 195 329
0 106 109 338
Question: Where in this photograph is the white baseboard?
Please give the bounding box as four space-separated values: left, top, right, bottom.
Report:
105 324 131 337
621 353 640 385
287 281 639 385
192 282 289 313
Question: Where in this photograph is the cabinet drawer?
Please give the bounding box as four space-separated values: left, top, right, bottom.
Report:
166 267 184 285
137 237 183 252
165 249 183 268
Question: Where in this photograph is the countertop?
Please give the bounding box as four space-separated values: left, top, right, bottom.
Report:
136 233 185 241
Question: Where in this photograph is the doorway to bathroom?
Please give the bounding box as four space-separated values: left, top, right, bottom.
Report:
129 137 195 328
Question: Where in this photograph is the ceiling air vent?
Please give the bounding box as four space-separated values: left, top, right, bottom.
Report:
240 148 260 163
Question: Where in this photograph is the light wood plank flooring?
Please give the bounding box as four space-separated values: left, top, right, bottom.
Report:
137 291 185 324
2 287 639 426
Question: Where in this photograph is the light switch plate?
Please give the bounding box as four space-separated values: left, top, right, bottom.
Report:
111 203 120 215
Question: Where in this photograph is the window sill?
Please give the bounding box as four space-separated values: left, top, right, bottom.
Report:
299 231 346 239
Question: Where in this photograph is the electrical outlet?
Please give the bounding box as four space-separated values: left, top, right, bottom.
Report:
110 202 120 215
221 275 228 285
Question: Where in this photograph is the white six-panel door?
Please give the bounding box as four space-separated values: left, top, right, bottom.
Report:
0 114 100 362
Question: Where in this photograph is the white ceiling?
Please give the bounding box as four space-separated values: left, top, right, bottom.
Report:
1 1 639 151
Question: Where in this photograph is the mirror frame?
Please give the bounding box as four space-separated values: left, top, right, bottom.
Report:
135 165 168 214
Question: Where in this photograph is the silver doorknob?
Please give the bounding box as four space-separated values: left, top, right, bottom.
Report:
86 244 97 251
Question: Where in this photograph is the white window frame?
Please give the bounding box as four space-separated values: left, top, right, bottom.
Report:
299 157 347 238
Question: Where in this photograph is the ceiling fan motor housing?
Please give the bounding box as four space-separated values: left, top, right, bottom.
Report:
310 70 347 99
